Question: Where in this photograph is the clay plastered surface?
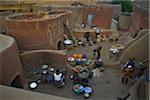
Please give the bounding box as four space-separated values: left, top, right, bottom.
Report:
0 34 14 52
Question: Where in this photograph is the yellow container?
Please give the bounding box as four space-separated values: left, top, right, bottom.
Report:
78 54 82 59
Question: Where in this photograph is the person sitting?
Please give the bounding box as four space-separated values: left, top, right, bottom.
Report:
54 69 65 87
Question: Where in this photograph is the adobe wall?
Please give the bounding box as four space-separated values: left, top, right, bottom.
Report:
32 4 52 12
119 30 149 64
6 10 72 51
82 4 114 29
51 6 83 26
0 11 14 34
20 50 73 75
1 84 74 100
0 34 25 87
130 4 149 34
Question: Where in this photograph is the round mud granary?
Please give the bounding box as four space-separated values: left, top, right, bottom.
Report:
6 10 71 51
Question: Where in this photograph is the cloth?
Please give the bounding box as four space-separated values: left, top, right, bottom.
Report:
126 61 135 68
47 75 53 83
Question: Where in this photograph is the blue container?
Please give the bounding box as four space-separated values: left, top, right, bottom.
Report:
47 75 53 83
82 53 87 59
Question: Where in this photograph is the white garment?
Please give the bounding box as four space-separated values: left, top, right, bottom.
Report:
54 73 62 81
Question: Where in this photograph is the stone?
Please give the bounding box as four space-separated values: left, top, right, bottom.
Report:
117 90 130 100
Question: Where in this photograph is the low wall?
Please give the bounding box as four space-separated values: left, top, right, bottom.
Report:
0 11 14 34
20 50 73 75
0 84 74 100
0 34 25 87
119 29 149 63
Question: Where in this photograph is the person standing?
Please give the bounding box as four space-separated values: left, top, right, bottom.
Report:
84 32 91 46
93 45 102 59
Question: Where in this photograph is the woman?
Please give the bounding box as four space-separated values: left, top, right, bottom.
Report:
54 69 65 87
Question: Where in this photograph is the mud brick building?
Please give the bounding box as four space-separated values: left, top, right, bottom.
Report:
130 1 149 34
6 10 71 51
82 4 114 29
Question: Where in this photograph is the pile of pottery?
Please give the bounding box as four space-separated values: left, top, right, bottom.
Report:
29 65 66 89
67 53 92 66
72 84 93 98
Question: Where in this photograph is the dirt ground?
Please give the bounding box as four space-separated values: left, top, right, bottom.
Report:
24 32 133 100
25 67 131 100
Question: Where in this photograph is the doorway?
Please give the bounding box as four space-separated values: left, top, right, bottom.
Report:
57 41 62 50
87 14 94 27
